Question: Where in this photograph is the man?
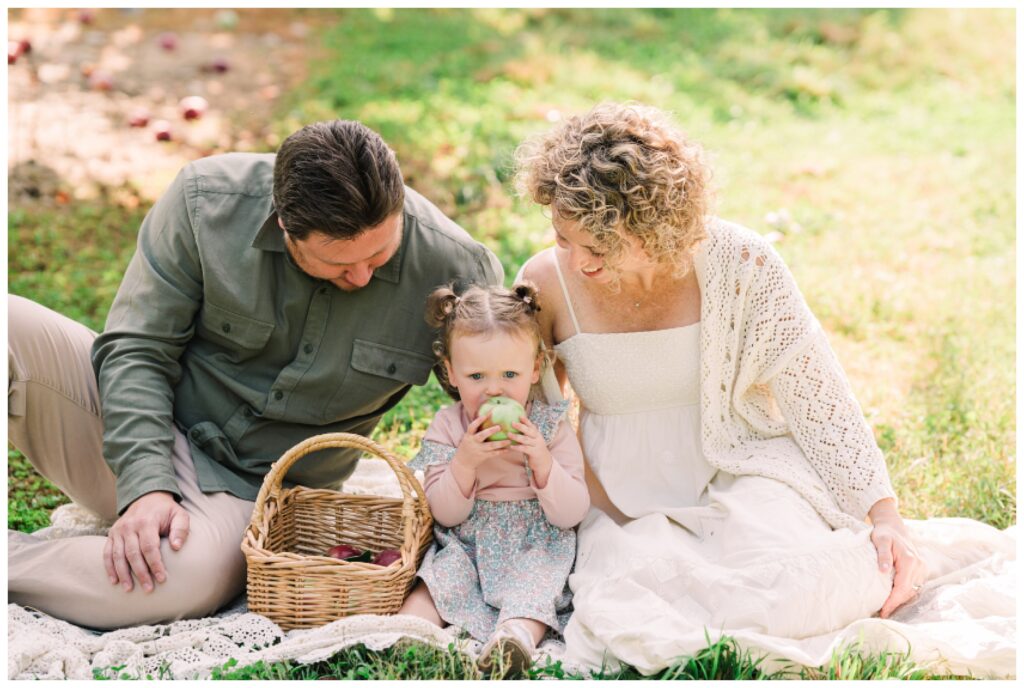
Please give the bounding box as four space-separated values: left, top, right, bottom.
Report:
8 120 503 628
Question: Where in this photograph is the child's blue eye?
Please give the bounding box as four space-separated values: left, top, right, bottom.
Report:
469 373 482 380
503 371 518 379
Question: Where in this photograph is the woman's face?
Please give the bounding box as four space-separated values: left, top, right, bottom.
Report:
550 209 653 284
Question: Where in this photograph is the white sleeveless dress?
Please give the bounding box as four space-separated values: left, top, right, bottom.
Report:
548 258 895 672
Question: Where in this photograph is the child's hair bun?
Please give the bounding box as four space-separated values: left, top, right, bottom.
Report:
425 285 460 328
512 281 542 315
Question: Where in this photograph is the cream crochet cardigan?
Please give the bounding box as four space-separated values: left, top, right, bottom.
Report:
539 218 897 532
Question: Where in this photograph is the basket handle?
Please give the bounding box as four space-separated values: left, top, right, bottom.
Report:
247 432 429 539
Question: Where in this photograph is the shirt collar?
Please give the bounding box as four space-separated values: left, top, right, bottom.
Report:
372 215 406 284
250 210 406 285
252 210 285 252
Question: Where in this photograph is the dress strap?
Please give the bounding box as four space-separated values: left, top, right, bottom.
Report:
551 250 582 335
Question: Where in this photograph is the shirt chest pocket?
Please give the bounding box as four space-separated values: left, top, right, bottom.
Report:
324 338 435 421
195 302 275 361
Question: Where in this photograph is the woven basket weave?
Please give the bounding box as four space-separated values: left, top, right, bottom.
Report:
241 433 433 630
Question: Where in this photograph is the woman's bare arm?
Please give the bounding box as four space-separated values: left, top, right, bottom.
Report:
581 454 630 525
522 249 630 526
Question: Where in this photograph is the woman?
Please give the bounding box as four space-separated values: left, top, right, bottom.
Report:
513 102 929 671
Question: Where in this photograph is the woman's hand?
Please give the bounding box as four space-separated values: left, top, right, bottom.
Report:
869 498 929 618
509 416 554 487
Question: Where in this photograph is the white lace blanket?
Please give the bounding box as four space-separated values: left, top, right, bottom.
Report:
7 461 568 680
7 460 1017 679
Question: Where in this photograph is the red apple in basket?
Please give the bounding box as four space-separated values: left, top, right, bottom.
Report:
327 544 362 560
372 549 402 567
477 396 525 442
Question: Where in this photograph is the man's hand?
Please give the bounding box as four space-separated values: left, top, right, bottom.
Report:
103 491 190 593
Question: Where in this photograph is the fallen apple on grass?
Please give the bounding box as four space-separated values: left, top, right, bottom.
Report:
477 396 526 442
88 70 114 91
179 95 208 120
152 119 173 141
127 108 150 128
205 57 230 74
157 32 178 51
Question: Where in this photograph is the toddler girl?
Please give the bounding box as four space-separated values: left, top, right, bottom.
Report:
400 282 590 671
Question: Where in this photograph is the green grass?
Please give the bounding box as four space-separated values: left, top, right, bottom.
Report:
90 635 969 680
7 449 70 532
9 7 1013 680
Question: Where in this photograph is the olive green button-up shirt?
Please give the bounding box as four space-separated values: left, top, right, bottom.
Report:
91 153 503 514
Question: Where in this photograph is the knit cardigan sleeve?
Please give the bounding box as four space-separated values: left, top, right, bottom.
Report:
767 330 898 519
696 220 898 530
736 229 897 520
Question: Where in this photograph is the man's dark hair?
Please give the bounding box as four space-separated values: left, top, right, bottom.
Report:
273 120 405 241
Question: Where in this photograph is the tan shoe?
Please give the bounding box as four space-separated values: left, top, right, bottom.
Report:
477 620 536 675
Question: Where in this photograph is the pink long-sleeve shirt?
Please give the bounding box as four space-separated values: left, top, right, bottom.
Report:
414 400 590 529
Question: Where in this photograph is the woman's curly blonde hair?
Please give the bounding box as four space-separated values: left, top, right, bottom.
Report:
514 101 713 279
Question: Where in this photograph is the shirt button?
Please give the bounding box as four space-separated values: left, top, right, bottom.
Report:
190 428 200 439
318 286 328 295
222 322 231 333
304 343 314 354
274 390 284 400
387 363 397 374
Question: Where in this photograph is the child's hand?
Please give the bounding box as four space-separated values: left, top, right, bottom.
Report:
453 413 512 471
509 416 554 488
450 414 513 499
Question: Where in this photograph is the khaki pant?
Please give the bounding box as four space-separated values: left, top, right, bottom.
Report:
8 295 254 629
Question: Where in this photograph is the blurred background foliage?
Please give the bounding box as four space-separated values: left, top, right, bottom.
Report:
8 8 1015 532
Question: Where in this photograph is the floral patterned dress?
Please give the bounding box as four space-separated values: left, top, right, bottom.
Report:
408 400 582 641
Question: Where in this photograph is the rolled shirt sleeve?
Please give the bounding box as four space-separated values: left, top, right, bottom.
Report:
91 168 201 513
481 246 505 287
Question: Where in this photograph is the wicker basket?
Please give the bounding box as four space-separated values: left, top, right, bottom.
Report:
241 433 433 630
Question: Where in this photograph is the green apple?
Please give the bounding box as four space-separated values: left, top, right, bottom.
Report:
478 396 526 442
